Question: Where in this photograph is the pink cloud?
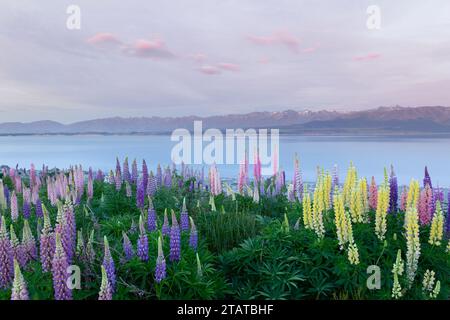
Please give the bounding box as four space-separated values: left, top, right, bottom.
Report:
124 38 174 59
353 53 381 61
246 31 300 53
198 65 221 75
217 62 240 72
86 33 121 46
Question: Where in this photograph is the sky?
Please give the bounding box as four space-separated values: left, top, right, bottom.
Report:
1 0 450 123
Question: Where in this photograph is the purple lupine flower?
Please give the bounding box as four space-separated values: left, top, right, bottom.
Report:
147 198 157 231
115 157 122 178
162 209 170 236
147 172 156 196
122 232 134 262
389 165 398 213
35 198 43 219
136 179 145 209
102 236 116 293
87 168 94 201
189 217 198 251
63 203 76 262
10 191 18 221
169 210 181 262
10 225 25 268
154 236 166 283
11 260 29 300
180 198 189 232
156 164 162 187
123 157 131 183
0 216 13 289
52 233 72 300
423 166 432 189
40 209 55 272
164 167 172 188
4 185 10 209
23 199 31 220
98 265 113 300
95 169 104 181
142 160 149 194
137 215 149 262
131 159 138 184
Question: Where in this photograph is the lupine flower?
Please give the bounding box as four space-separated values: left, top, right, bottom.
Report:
0 216 13 289
429 201 444 246
156 164 162 187
189 217 198 250
52 233 72 300
11 260 29 300
87 168 94 201
418 184 433 225
147 172 157 196
180 198 189 232
368 176 378 210
98 265 113 300
293 153 303 201
0 180 7 211
35 197 43 218
446 191 450 237
123 157 131 183
122 232 134 262
389 165 398 213
406 179 420 209
423 166 432 188
162 209 170 236
163 166 172 188
22 220 37 262
3 185 10 210
155 236 166 283
142 160 149 193
333 191 351 250
10 191 18 221
102 236 116 293
375 185 389 241
404 205 421 286
136 179 145 209
399 187 408 211
10 225 25 268
311 177 325 238
137 215 149 261
169 210 181 262
131 159 138 184
302 187 313 229
129 219 137 235
147 198 157 231
95 169 104 181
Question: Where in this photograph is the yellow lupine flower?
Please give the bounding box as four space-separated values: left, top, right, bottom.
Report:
347 241 360 265
312 181 325 238
343 162 357 206
302 187 313 229
375 185 389 240
429 201 444 246
406 179 420 209
359 177 368 215
333 191 349 249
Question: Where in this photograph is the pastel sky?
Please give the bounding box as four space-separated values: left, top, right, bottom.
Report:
1 0 450 122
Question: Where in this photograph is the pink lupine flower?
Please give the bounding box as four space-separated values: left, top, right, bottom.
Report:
369 176 378 210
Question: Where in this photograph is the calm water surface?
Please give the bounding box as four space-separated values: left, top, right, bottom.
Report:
0 135 449 186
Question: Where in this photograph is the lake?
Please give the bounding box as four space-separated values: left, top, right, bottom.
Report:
0 134 449 186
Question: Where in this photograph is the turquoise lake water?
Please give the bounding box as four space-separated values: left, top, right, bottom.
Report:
0 135 449 186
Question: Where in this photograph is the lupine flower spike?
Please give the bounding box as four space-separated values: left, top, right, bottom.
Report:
52 233 72 300
155 236 166 283
98 265 113 300
189 217 198 250
169 210 181 262
137 215 149 261
11 259 29 300
102 236 116 293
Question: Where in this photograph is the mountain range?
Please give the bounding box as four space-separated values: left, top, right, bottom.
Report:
1 106 450 135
